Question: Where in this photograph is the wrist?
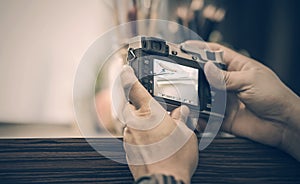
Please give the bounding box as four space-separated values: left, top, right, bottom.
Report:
281 125 300 161
280 94 300 161
283 93 300 129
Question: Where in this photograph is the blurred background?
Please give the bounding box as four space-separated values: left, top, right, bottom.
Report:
0 0 299 137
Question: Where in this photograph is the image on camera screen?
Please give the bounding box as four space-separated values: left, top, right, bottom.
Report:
153 59 199 106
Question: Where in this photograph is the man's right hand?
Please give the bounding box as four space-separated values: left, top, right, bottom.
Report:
185 41 300 161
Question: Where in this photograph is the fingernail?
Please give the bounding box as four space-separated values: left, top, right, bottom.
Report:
180 105 190 117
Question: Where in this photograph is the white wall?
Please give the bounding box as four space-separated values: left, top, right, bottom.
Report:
0 0 114 124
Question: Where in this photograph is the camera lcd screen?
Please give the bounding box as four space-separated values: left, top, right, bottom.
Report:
153 59 199 106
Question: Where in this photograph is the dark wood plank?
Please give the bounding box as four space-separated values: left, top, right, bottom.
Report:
0 138 299 184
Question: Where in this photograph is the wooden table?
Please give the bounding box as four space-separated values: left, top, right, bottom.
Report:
0 137 299 183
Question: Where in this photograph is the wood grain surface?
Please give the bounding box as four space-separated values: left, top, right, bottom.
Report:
0 137 299 184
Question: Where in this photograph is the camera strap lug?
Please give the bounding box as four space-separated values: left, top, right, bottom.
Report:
127 48 137 62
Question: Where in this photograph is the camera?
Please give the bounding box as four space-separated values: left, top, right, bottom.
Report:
127 36 226 119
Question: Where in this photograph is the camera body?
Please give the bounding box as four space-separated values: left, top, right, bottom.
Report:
127 36 226 119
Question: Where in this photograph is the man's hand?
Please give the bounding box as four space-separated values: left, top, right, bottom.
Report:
120 66 198 184
185 41 300 161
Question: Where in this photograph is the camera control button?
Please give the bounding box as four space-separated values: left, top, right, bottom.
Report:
142 78 149 83
211 91 216 96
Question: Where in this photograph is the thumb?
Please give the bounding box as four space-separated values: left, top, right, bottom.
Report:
204 61 248 91
171 105 190 123
120 65 152 109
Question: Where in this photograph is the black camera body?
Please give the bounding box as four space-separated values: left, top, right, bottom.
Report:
127 36 226 119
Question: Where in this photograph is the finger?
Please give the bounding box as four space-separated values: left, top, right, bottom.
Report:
184 40 235 63
120 65 152 109
204 61 250 91
170 105 190 123
183 40 249 71
183 40 208 50
207 42 251 71
223 106 285 147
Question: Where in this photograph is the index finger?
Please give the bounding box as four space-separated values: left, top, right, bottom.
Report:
183 40 251 71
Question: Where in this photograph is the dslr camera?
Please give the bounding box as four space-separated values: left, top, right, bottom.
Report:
127 36 226 119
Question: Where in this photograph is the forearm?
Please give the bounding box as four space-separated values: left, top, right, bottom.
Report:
282 127 300 161
282 93 300 161
286 95 300 131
